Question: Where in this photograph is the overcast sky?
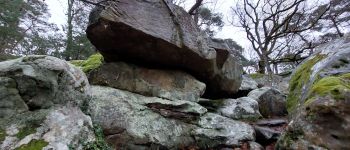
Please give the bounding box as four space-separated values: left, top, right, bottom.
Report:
46 0 250 49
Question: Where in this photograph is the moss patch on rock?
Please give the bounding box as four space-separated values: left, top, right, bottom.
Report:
70 53 104 73
15 139 48 150
16 126 37 140
0 54 19 62
0 128 6 142
287 54 326 112
249 73 265 79
305 73 350 105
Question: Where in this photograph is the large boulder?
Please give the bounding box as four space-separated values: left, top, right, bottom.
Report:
0 56 90 118
277 36 350 149
86 0 242 97
198 97 262 120
248 87 287 118
88 62 206 102
0 106 96 150
88 86 255 149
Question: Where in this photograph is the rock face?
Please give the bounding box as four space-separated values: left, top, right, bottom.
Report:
0 56 90 118
277 36 350 149
248 87 287 118
86 0 242 97
88 86 255 149
89 62 206 102
0 106 95 150
199 97 262 120
218 97 262 120
239 75 258 91
0 56 99 150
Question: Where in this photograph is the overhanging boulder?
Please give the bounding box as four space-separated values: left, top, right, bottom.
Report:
86 0 242 97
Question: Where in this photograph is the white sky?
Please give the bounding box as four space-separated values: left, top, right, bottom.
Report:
46 0 250 50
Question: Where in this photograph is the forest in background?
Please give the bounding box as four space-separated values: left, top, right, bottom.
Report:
1 0 349 74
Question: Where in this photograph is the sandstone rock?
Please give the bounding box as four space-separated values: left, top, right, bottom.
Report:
254 126 281 144
239 75 258 91
86 0 242 97
199 97 262 120
277 36 350 149
255 118 288 126
193 113 255 147
234 75 259 97
249 73 284 88
248 87 287 118
0 77 28 118
0 106 96 150
88 85 203 149
88 86 255 149
89 62 206 102
248 141 264 150
0 56 90 118
218 97 262 120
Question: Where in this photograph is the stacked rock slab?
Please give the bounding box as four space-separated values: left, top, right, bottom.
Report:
277 36 350 149
86 0 242 97
88 86 255 149
88 62 206 102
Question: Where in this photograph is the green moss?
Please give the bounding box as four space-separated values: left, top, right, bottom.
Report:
287 54 326 112
83 125 112 150
15 139 48 150
0 54 19 62
0 128 6 142
70 53 104 73
249 73 265 79
16 126 37 140
305 73 350 104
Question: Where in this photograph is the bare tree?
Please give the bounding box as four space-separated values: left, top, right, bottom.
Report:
231 0 329 74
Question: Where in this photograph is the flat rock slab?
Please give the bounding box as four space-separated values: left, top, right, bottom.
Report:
86 0 242 97
89 62 206 102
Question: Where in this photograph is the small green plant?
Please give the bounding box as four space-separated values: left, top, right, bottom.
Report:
83 125 112 150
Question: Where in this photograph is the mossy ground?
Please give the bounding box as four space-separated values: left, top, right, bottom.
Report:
287 54 326 112
70 53 104 73
15 139 48 150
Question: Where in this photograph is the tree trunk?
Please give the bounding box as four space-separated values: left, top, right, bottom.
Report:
274 63 278 74
65 0 74 60
194 8 199 25
258 60 265 74
331 17 343 37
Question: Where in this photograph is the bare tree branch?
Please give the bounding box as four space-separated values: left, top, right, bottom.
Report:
188 0 203 15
